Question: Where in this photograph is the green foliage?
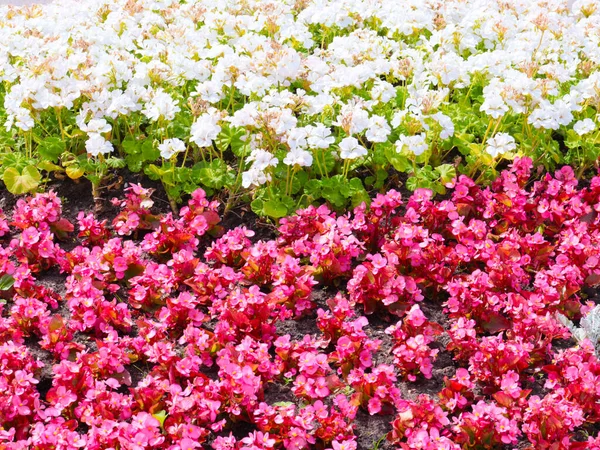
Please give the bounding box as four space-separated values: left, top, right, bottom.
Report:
2 165 41 194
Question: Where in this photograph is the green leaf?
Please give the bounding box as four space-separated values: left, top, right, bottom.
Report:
406 176 418 191
435 164 457 184
374 168 388 188
263 199 289 218
192 159 234 189
215 124 247 156
321 176 347 208
125 153 144 172
122 136 141 155
384 144 412 172
65 165 85 180
251 195 290 219
322 151 336 173
3 165 41 194
0 274 15 291
141 139 159 160
347 177 370 207
304 179 322 198
395 86 408 109
273 401 294 407
152 410 168 429
0 130 16 150
565 129 581 149
290 170 308 195
38 160 64 173
37 137 66 163
105 157 126 169
144 164 164 181
0 152 28 174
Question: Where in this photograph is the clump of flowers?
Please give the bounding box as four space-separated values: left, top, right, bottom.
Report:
0 158 600 448
385 305 443 381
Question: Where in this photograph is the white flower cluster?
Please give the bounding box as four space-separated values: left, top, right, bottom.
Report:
1 0 600 179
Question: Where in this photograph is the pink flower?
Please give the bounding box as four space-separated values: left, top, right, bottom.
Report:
331 439 357 450
178 438 200 450
21 227 40 246
368 396 382 415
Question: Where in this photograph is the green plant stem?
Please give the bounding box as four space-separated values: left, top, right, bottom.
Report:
180 145 190 168
288 166 298 196
474 158 499 184
225 85 235 112
321 151 329 176
531 30 545 61
342 159 350 178
55 107 66 141
480 117 499 149
27 131 33 159
312 149 325 177
224 154 246 214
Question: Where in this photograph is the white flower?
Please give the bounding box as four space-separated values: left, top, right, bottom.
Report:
283 148 313 167
366 115 391 143
142 90 180 122
480 94 508 119
107 91 139 118
371 80 396 103
395 134 428 156
229 103 259 128
307 123 335 149
573 118 595 136
242 166 271 189
286 127 308 150
247 149 278 171
158 138 186 159
485 133 516 158
336 105 370 135
81 118 111 134
431 112 455 139
391 110 407 128
192 80 224 104
554 100 574 127
272 108 297 135
85 133 113 157
190 113 221 148
12 108 34 131
339 136 367 160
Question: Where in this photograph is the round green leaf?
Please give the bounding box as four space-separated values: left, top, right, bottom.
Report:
3 165 41 194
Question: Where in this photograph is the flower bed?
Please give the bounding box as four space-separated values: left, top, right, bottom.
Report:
0 158 600 449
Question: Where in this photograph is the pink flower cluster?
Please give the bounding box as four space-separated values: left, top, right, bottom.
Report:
0 157 600 448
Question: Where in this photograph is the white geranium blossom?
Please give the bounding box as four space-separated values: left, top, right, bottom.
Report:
85 133 113 157
283 148 313 167
573 118 595 135
431 112 454 139
158 138 186 159
366 115 391 143
396 134 428 156
307 123 335 149
142 90 180 122
247 149 278 171
242 167 271 189
339 136 367 160
480 94 508 119
81 118 112 134
190 113 221 148
485 133 516 158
